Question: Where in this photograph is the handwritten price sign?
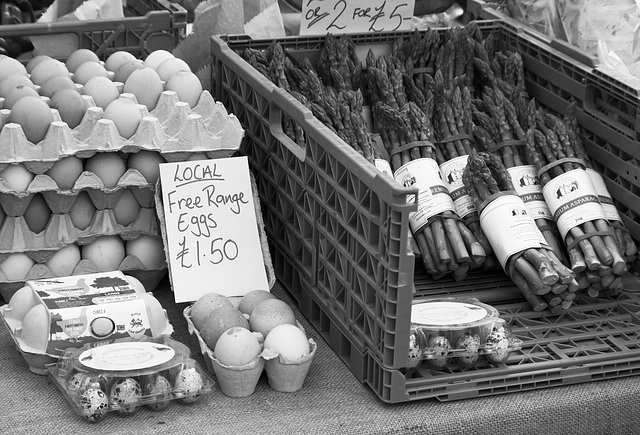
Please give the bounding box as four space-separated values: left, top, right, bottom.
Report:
159 156 269 303
299 0 415 35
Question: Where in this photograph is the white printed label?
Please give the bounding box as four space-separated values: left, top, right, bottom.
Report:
586 167 621 222
507 165 553 220
439 156 476 218
394 158 455 233
411 301 488 326
374 159 393 178
79 341 176 371
542 168 608 238
479 194 547 268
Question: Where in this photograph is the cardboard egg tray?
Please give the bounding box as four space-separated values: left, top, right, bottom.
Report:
0 232 168 303
0 89 242 174
0 206 159 256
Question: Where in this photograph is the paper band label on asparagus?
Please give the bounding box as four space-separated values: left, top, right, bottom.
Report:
506 165 553 220
393 158 455 233
374 159 393 178
439 155 476 219
586 168 622 222
479 194 548 268
542 168 608 238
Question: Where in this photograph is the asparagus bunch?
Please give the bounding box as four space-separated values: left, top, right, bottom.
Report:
471 86 570 268
316 33 363 92
524 106 627 297
373 101 486 279
240 41 377 163
462 150 579 312
558 103 637 263
429 71 496 271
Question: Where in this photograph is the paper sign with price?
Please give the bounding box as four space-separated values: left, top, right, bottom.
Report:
299 0 415 35
159 156 269 303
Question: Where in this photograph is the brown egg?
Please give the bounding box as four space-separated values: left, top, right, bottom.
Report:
69 191 96 230
23 193 51 233
190 293 234 330
249 298 297 339
45 155 83 190
237 289 276 316
199 305 249 351
50 89 86 129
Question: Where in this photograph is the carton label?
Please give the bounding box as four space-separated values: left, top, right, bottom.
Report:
411 301 488 326
79 341 175 372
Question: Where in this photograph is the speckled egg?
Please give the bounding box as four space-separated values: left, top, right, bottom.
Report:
174 368 204 404
456 333 481 368
80 374 109 395
109 377 142 416
81 388 110 423
67 372 88 395
485 326 510 363
425 335 450 369
407 331 424 369
144 374 173 411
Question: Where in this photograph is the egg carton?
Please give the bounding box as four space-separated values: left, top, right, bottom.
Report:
406 298 523 371
45 335 215 423
0 207 159 256
0 89 243 174
0 234 168 303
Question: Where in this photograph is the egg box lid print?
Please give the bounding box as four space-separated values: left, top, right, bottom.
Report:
158 156 269 303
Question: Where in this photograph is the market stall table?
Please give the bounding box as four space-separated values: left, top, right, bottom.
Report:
1 277 640 435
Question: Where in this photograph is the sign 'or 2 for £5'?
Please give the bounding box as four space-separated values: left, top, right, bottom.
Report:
299 0 415 35
159 156 269 303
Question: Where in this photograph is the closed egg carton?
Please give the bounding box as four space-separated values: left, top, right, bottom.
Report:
0 233 168 303
0 205 160 256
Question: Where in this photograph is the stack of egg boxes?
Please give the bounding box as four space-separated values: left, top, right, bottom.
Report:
0 76 245 303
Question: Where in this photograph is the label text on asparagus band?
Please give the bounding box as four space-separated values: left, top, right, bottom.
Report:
159 156 269 302
394 158 455 233
479 194 547 268
507 165 553 220
542 168 608 239
299 0 415 35
586 167 621 222
440 155 476 218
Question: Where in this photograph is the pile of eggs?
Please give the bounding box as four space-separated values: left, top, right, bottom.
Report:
187 290 314 395
0 48 242 299
191 290 312 365
49 336 214 423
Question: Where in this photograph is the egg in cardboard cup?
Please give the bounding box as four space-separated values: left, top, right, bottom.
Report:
210 326 265 398
262 323 317 393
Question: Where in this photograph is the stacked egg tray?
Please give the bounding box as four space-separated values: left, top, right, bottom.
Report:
0 81 244 302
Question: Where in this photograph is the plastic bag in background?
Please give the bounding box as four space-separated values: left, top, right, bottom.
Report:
506 0 568 41
566 0 640 64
